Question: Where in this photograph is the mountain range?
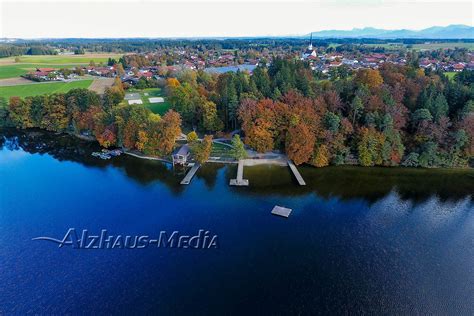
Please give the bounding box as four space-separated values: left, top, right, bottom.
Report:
308 25 474 39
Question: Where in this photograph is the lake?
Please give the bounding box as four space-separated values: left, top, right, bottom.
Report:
204 64 257 74
1 129 473 314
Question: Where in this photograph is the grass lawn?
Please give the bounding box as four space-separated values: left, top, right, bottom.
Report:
210 142 234 158
127 88 172 116
0 80 93 99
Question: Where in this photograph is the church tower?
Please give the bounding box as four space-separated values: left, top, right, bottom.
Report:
308 33 313 51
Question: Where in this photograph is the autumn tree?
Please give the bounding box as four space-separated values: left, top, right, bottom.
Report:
200 100 223 132
285 122 315 165
192 135 213 164
187 131 198 143
357 127 385 166
157 110 182 155
8 97 32 129
40 95 68 132
355 69 383 89
311 144 330 167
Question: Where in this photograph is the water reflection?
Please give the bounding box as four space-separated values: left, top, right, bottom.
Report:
1 128 473 203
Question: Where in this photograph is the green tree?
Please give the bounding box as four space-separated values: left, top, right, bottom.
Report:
230 135 248 160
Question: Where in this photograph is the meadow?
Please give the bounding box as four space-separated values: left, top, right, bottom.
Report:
0 80 93 99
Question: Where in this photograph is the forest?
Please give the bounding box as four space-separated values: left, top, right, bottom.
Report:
1 57 473 168
162 58 473 168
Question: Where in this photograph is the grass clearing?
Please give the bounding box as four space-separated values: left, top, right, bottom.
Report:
126 88 172 116
444 72 457 81
0 80 93 99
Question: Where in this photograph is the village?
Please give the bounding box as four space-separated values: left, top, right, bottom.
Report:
20 37 474 86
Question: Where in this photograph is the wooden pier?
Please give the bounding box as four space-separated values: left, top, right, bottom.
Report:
287 160 306 186
229 160 249 186
180 163 200 185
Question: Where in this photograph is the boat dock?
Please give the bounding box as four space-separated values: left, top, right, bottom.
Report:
230 160 249 186
180 163 201 185
287 160 306 186
271 205 292 218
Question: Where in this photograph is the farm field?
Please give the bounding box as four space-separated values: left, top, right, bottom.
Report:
0 80 93 99
0 53 123 79
362 42 474 51
0 53 123 65
0 63 79 79
126 88 172 116
410 42 474 51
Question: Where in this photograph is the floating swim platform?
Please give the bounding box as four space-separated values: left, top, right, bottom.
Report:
271 205 292 218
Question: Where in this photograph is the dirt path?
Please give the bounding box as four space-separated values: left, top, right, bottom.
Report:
88 78 115 94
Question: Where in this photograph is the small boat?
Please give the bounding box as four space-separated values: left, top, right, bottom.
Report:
99 153 111 160
109 149 122 156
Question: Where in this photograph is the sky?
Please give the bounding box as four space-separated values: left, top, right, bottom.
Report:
0 0 472 38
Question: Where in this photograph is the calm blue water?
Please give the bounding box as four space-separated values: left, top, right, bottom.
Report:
1 130 473 314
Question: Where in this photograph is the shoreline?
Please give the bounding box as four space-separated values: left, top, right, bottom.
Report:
3 128 472 170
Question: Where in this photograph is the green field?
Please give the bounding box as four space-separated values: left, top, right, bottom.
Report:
444 71 457 81
362 42 474 51
410 42 474 51
0 80 93 99
0 53 123 79
127 88 172 116
0 63 91 79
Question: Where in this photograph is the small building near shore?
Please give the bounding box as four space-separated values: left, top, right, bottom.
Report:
172 145 190 165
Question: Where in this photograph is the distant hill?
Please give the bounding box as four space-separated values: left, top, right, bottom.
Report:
308 25 474 39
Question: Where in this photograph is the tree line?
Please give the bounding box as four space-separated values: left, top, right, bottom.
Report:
1 80 182 157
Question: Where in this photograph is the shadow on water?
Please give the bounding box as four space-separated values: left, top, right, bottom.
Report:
1 128 473 203
241 163 474 204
